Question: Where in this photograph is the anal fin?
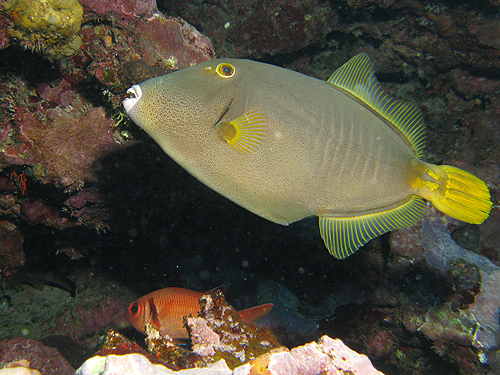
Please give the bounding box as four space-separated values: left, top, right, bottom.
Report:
319 196 426 259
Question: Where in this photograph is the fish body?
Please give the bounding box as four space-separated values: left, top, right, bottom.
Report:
123 54 492 259
127 287 273 338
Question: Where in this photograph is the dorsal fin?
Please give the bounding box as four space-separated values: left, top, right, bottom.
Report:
327 53 426 158
204 285 227 297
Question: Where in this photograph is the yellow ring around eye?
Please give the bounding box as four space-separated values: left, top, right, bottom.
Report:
216 63 235 78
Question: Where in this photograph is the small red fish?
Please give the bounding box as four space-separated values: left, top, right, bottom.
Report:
127 286 273 339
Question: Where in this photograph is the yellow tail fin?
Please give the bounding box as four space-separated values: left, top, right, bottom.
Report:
415 164 492 224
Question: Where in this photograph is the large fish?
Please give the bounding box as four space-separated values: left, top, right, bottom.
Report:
127 287 273 338
123 53 492 259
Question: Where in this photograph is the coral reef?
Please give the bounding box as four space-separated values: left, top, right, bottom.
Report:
187 289 282 369
0 0 499 374
421 215 500 352
77 335 384 375
159 0 334 58
3 0 83 60
76 287 383 375
0 337 74 375
0 360 41 375
0 0 215 246
0 222 24 279
0 270 134 349
79 0 158 26
1 92 123 189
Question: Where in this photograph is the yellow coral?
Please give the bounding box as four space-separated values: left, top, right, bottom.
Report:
3 0 83 60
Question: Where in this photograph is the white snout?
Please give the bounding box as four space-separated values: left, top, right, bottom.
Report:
122 85 142 113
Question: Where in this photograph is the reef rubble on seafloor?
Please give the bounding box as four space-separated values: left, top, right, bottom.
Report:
76 336 383 375
75 290 384 375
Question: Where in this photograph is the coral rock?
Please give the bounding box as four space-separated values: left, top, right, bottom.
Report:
0 360 41 375
0 337 74 375
421 215 500 351
80 0 158 26
3 0 83 59
0 222 24 279
187 290 282 369
77 336 384 375
131 16 215 71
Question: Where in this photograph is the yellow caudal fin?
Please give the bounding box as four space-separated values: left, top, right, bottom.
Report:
413 163 492 224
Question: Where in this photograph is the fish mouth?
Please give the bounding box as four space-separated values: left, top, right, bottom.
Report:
123 85 142 113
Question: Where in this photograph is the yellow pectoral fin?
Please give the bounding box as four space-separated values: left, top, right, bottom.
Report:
418 165 492 224
319 196 426 259
215 112 267 154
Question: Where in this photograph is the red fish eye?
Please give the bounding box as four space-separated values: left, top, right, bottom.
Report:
128 302 141 318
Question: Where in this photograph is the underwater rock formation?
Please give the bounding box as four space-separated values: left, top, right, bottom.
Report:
0 222 24 279
2 0 83 60
76 290 383 374
0 0 215 243
77 336 384 375
0 1 498 375
0 360 41 375
379 209 500 372
420 215 500 352
0 337 74 375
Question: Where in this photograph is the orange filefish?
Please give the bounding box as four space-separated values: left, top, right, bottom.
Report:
127 287 273 339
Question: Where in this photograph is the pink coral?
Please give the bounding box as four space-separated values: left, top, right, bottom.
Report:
80 0 158 26
131 16 214 71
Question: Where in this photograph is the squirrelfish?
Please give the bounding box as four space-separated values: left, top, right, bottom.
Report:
123 53 492 259
126 287 273 338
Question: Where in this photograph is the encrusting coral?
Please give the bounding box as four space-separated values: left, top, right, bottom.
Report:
3 0 83 60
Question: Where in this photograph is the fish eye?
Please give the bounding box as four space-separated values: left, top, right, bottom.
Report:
216 63 235 78
128 302 141 317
